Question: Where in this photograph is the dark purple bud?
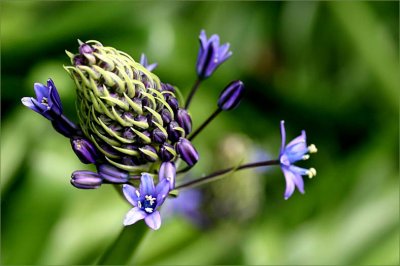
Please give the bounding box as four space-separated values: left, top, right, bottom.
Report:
196 30 232 79
159 162 176 189
73 55 86 66
71 137 99 164
71 170 102 189
158 143 175 162
98 164 129 184
167 121 183 143
176 109 192 134
161 83 175 92
123 128 136 140
139 145 158 162
166 96 179 112
217 80 244 111
176 138 199 166
152 128 167 143
161 108 172 124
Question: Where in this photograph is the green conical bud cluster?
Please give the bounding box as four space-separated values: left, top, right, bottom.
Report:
64 40 190 173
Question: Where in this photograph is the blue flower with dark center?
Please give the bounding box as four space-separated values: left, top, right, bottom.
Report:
279 120 317 200
196 30 232 79
123 173 170 230
21 79 62 120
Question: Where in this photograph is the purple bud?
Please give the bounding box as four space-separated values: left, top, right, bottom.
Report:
176 138 199 166
98 164 129 184
166 96 179 112
139 145 158 162
71 137 99 164
79 43 95 54
73 55 86 66
161 109 172 124
159 162 176 189
71 170 102 189
217 80 244 111
161 83 176 92
51 115 80 138
152 128 167 143
176 109 192 134
167 121 183 143
159 143 175 161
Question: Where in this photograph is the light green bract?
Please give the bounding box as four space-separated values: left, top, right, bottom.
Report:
64 40 185 173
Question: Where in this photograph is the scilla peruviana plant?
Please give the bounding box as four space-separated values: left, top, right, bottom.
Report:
21 30 317 264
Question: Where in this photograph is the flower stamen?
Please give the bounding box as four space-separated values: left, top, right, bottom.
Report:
307 168 317 178
308 144 318 153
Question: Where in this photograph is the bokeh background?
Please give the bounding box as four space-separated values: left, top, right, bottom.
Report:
1 1 399 265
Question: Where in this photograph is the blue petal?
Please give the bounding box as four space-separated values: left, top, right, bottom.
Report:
156 179 170 206
47 79 63 114
123 207 146 226
144 211 161 230
122 184 139 207
21 97 38 111
280 120 286 155
139 173 156 196
282 167 296 200
33 82 50 101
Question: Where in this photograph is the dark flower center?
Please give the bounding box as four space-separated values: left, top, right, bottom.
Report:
138 195 157 214
41 97 49 107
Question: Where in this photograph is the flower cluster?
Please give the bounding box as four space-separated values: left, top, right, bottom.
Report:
22 30 317 230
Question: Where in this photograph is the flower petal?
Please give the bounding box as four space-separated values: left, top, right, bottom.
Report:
123 184 139 206
123 207 146 226
33 82 50 101
280 120 286 155
139 173 156 195
144 211 161 230
156 179 171 206
282 167 296 200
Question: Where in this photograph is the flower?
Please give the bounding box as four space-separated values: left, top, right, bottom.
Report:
122 173 170 230
217 80 245 111
279 120 317 200
196 30 232 79
21 79 63 120
140 53 158 72
71 170 103 189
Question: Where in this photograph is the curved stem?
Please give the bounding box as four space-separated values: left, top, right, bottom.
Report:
188 108 222 141
175 159 280 190
184 78 201 109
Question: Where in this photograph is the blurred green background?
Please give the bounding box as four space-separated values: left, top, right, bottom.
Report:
1 1 399 265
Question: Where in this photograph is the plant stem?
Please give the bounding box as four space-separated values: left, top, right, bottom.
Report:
184 78 201 109
175 159 280 190
188 108 222 141
97 222 148 265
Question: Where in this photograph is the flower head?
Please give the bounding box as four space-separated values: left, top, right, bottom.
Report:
122 173 170 230
279 121 317 200
21 79 63 120
196 30 232 79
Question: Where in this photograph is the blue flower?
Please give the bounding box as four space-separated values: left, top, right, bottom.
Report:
140 53 158 72
21 79 62 120
196 30 232 79
279 121 317 200
122 173 170 230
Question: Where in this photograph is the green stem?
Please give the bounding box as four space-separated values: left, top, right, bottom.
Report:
175 159 280 190
184 78 201 109
97 222 148 265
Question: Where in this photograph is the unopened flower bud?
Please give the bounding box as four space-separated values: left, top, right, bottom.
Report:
161 109 172 124
167 121 184 143
176 109 192 134
176 138 199 166
159 162 176 189
98 164 129 184
139 145 159 162
159 143 176 161
71 170 102 189
217 80 244 111
152 128 167 143
71 137 99 164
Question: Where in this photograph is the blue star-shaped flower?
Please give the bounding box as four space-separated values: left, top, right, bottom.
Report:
279 120 317 200
122 173 170 230
196 30 232 79
21 79 62 120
